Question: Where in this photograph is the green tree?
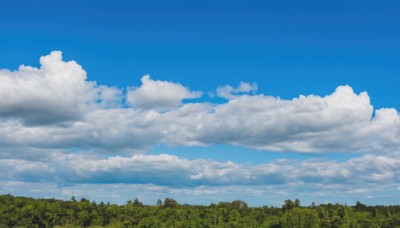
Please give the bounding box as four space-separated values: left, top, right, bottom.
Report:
163 198 178 209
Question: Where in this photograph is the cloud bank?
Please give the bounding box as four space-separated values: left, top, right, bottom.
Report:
1 151 399 206
0 51 399 205
0 51 398 153
1 152 399 187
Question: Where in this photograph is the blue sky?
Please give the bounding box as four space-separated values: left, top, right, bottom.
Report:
0 0 399 206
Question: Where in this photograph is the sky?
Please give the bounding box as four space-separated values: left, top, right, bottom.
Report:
0 0 399 206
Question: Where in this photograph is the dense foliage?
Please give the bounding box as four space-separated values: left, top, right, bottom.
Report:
1 194 400 227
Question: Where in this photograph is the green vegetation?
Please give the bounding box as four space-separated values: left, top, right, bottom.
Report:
0 194 399 227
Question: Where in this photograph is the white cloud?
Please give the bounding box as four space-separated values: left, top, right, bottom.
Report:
216 81 258 99
1 151 400 187
0 51 122 125
126 75 202 110
1 51 400 206
96 86 123 108
0 51 398 154
1 151 400 206
191 85 384 153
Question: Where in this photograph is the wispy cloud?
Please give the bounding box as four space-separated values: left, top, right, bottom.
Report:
216 81 258 99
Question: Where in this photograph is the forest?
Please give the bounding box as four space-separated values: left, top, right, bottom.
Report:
0 194 400 227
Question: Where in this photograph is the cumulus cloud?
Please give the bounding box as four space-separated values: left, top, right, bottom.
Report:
0 150 395 205
216 81 258 99
0 51 400 207
1 51 400 206
1 151 400 199
126 75 202 110
0 51 398 154
0 51 122 125
191 85 382 153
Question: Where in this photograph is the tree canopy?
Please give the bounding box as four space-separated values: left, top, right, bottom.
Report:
0 194 399 227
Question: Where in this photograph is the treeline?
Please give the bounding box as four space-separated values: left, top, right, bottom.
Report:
0 194 400 227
